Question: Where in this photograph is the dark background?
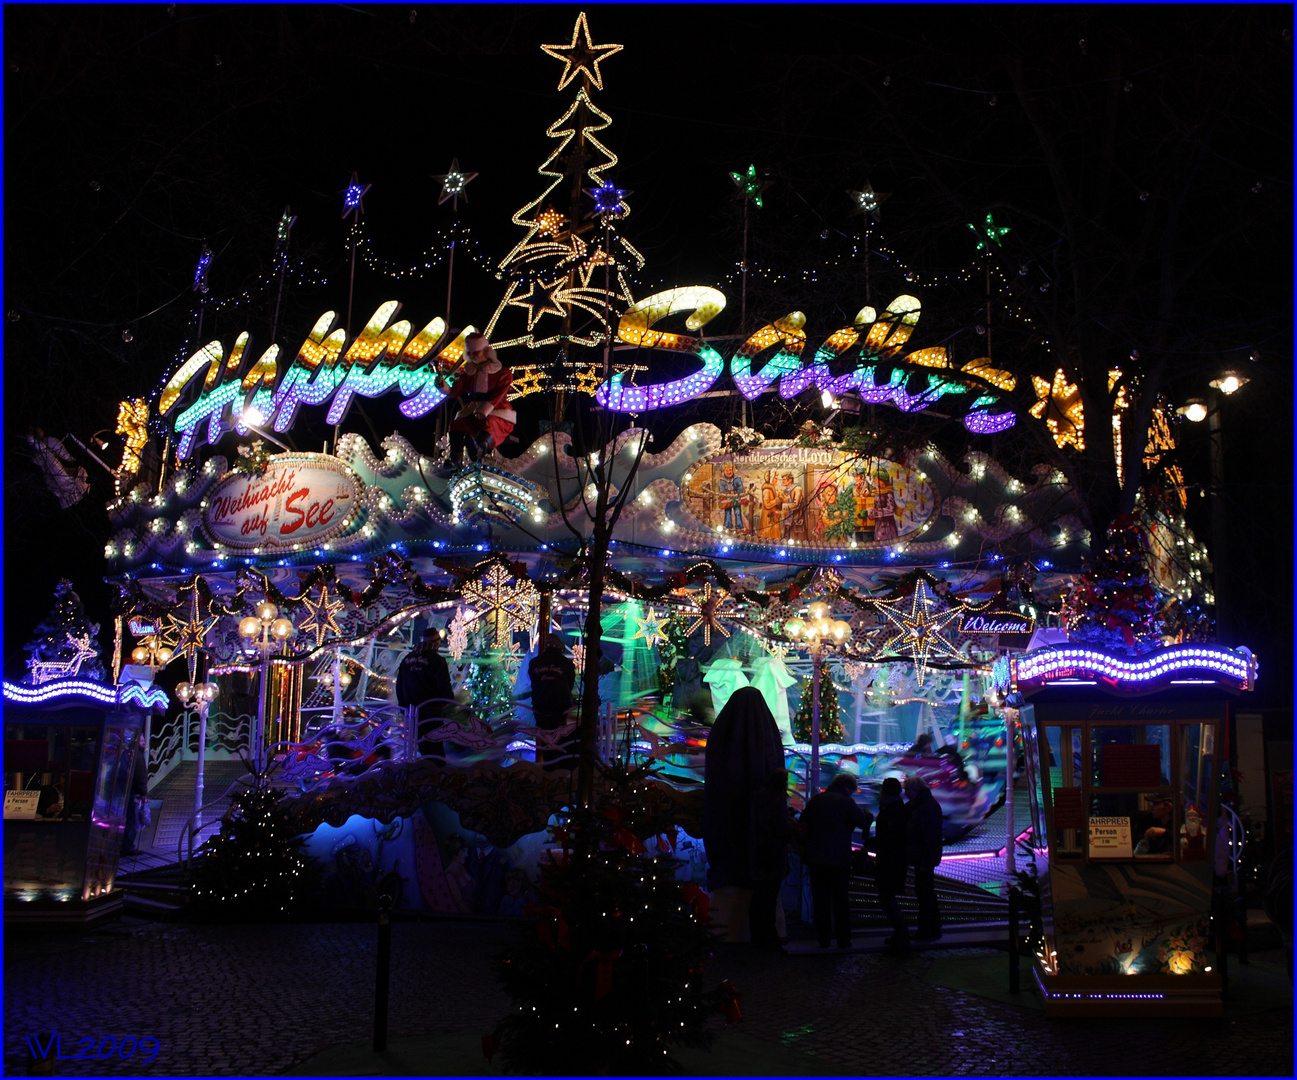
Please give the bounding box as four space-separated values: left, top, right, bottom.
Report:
4 5 1291 707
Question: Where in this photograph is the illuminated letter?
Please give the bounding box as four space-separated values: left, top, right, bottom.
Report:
159 340 223 417
173 333 251 458
325 302 414 425
596 287 726 412
398 324 475 418
731 313 806 399
269 312 347 432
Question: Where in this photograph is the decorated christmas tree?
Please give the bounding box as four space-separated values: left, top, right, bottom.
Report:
23 579 107 685
467 651 519 722
488 761 736 1075
1063 513 1164 654
189 785 320 921
791 663 844 744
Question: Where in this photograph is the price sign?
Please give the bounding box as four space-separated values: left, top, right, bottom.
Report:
4 791 41 820
1088 816 1133 859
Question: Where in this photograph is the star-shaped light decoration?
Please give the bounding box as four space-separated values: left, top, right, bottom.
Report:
535 207 568 237
730 164 773 209
968 212 1011 251
633 607 670 649
163 584 221 683
446 608 471 660
586 181 629 219
341 172 372 220
276 207 297 250
680 581 734 646
298 583 346 648
509 367 548 399
541 11 623 92
874 579 966 688
573 364 604 397
1029 368 1086 450
434 158 478 207
460 562 539 649
193 245 213 294
847 183 890 222
509 277 569 331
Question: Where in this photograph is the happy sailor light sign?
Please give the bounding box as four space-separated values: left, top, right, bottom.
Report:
158 290 1018 460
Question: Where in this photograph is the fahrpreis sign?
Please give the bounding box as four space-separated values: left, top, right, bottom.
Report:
201 454 361 553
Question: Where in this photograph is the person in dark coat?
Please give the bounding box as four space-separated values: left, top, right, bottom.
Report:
527 634 577 766
121 733 150 854
396 630 454 759
872 776 910 952
801 772 871 949
748 768 793 951
702 686 785 892
904 773 944 941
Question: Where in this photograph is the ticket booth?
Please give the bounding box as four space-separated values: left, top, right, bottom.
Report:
1012 643 1256 1017
4 678 167 922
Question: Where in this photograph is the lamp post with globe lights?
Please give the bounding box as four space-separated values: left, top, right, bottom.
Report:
784 600 854 796
174 679 219 830
238 601 296 776
1176 369 1249 642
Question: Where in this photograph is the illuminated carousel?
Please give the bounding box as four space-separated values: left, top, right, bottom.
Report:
91 12 1250 925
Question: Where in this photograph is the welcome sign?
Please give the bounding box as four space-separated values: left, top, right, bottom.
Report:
201 454 361 553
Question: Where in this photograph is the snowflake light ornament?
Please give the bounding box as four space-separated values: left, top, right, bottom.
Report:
460 562 539 649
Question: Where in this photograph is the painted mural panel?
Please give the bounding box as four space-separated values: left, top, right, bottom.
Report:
680 446 936 547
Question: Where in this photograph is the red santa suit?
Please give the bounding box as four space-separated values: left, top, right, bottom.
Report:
445 352 516 449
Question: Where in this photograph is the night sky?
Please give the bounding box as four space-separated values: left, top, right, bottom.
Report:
4 5 1291 705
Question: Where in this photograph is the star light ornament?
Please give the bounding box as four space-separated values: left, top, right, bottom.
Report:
435 158 478 207
341 173 371 220
298 583 346 648
460 563 539 649
680 582 734 646
1030 368 1086 450
276 207 297 250
541 11 623 91
968 212 1011 251
587 181 629 219
633 608 670 649
848 183 890 222
731 164 773 209
193 245 213 294
875 580 966 688
163 585 221 683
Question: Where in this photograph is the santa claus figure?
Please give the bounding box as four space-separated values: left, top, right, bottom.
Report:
438 332 515 471
1180 803 1208 860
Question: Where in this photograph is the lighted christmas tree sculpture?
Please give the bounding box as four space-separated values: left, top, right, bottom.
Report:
1063 513 1164 653
485 11 645 364
189 786 320 920
489 761 734 1075
792 663 844 744
23 579 107 685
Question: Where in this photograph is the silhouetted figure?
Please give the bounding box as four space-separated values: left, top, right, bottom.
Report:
905 774 944 941
873 776 910 952
397 631 454 759
801 773 871 949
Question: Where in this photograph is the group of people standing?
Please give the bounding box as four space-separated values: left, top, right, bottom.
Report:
704 687 944 954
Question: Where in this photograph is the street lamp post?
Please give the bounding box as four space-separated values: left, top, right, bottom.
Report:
1178 369 1248 643
784 601 853 796
174 680 219 830
238 601 296 778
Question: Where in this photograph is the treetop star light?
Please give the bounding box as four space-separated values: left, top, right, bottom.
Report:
541 11 623 91
968 212 1011 251
1030 368 1086 449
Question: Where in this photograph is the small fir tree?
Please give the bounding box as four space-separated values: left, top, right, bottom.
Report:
467 654 518 721
1063 513 1164 654
792 663 843 744
189 786 320 921
23 578 106 684
489 761 736 1075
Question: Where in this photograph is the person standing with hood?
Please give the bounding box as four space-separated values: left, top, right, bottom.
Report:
904 774 944 941
872 776 909 952
396 629 454 759
748 768 793 951
801 773 871 949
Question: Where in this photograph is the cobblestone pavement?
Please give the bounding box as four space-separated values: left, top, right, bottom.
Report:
5 916 1291 1077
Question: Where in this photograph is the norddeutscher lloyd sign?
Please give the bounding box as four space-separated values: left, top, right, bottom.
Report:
959 611 1034 635
201 454 361 553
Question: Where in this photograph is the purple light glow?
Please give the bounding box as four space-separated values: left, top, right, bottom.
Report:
1014 644 1253 689
3 679 170 709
